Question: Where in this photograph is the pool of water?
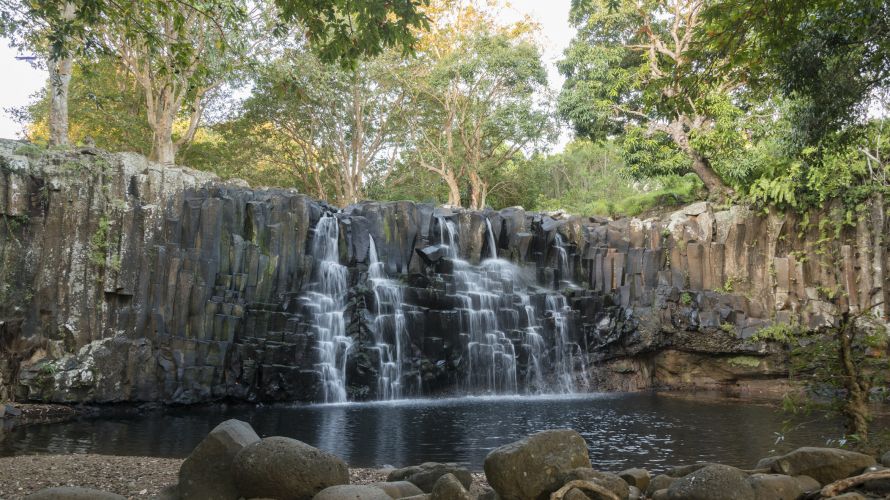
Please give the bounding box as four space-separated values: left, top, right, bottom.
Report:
0 393 857 471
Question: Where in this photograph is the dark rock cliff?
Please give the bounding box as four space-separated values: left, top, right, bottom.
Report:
0 140 887 404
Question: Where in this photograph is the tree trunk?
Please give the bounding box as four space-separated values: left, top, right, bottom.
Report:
468 170 488 210
690 152 733 202
838 313 870 441
150 125 176 165
668 120 733 200
47 3 76 147
445 172 461 206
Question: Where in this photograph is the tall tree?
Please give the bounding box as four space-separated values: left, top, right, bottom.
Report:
703 0 890 148
404 2 551 209
2 0 430 163
1 0 82 145
558 0 748 200
232 50 411 205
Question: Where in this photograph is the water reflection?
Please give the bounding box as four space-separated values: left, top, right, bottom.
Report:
0 393 857 471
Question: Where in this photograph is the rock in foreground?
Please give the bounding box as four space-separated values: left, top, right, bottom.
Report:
757 447 876 485
233 436 349 500
178 418 260 500
484 429 591 500
386 463 472 493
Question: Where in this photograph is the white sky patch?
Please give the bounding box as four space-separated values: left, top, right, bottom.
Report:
0 42 44 139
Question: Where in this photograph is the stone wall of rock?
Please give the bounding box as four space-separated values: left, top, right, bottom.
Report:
0 140 887 403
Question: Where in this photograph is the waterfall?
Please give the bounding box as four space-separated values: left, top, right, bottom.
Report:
368 236 415 400
303 215 352 403
484 218 497 260
554 233 572 286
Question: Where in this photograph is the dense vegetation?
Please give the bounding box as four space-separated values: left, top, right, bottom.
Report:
1 0 888 216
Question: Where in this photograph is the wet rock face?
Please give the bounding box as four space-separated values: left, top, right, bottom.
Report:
1 141 887 404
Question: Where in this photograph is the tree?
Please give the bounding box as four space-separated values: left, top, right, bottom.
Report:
702 0 890 148
230 49 411 205
94 0 256 163
2 0 430 163
404 9 552 209
1 0 82 146
558 0 748 200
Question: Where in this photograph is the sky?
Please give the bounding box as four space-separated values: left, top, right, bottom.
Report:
0 0 575 141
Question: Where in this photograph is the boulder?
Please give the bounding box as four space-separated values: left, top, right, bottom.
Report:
882 451 890 468
861 465 890 495
665 464 754 500
4 403 21 416
644 475 676 496
746 473 820 500
650 490 669 500
233 436 349 500
559 468 629 499
312 485 391 500
370 481 424 499
430 473 470 500
618 468 649 491
757 447 876 485
178 418 260 500
386 463 472 493
484 429 590 500
24 487 126 499
627 486 641 500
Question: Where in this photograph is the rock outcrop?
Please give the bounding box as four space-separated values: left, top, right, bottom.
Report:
0 140 887 404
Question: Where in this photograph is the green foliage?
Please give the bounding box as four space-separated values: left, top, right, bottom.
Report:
751 321 803 344
274 0 429 65
89 215 112 269
680 292 693 306
703 0 890 147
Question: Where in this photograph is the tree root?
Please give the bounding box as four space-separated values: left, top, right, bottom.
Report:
821 469 890 497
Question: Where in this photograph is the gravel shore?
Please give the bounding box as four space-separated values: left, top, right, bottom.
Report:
0 454 487 499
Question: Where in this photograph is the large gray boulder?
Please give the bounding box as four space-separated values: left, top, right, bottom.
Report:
386 463 472 493
430 473 471 500
178 418 260 500
312 485 391 500
483 429 591 500
233 436 349 499
881 451 890 467
746 473 820 500
757 447 876 485
665 464 754 500
24 487 126 499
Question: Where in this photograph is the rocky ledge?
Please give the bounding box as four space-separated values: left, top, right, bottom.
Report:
15 422 890 500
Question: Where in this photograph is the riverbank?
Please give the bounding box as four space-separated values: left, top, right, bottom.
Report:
0 454 493 499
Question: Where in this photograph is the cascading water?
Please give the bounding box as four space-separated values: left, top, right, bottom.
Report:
484 218 498 260
367 236 416 400
554 233 573 287
428 215 589 395
303 215 353 403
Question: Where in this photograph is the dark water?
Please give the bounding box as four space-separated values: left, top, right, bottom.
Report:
0 393 857 471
